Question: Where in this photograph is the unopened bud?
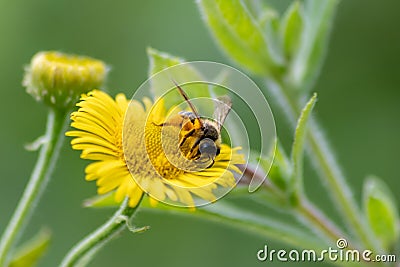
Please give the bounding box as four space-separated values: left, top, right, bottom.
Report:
23 51 108 109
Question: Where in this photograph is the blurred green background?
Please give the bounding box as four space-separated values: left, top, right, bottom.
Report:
0 0 399 266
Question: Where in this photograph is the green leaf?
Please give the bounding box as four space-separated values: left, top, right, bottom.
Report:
260 141 291 193
141 197 327 250
288 0 339 91
197 0 283 76
259 7 284 68
147 47 211 110
280 1 304 59
83 192 118 208
251 184 291 210
363 176 400 250
9 228 51 267
241 0 264 19
147 47 184 75
291 93 317 197
147 47 183 108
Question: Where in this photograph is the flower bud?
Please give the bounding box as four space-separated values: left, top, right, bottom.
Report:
23 51 108 109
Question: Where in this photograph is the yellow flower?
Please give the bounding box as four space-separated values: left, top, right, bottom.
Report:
67 90 244 207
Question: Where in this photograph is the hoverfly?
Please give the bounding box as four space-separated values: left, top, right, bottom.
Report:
157 81 232 168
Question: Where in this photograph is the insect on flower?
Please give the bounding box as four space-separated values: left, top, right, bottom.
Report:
156 81 232 168
67 86 244 207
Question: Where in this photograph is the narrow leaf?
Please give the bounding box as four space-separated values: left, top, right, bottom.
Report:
9 228 51 267
288 0 339 91
141 197 327 250
147 47 210 110
291 93 317 194
83 192 118 208
259 141 291 192
280 1 304 59
241 0 264 19
258 7 283 66
363 176 400 250
197 0 283 76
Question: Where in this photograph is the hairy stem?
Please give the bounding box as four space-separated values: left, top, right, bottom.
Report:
295 197 348 247
244 164 346 246
266 79 381 253
0 109 69 266
60 197 144 267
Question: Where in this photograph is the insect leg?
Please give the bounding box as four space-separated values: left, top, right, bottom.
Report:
179 128 196 146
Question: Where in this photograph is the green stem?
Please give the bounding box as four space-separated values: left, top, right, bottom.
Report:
295 197 347 247
266 79 381 253
243 166 346 248
60 197 144 267
0 108 69 267
142 200 326 251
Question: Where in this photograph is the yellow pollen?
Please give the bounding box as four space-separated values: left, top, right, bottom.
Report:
124 105 186 182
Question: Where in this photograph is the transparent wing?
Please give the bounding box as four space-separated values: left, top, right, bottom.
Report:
213 95 232 131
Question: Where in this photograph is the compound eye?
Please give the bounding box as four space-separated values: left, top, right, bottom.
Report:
199 138 217 158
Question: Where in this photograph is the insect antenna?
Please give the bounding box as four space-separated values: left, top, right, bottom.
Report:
172 80 203 127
